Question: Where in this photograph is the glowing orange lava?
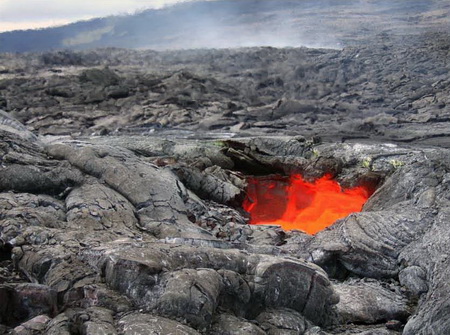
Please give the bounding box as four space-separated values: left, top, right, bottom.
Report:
243 174 372 234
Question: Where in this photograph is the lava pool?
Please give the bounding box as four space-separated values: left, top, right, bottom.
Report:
243 174 373 234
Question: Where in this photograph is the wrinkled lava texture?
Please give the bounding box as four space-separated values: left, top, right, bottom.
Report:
1 3 450 334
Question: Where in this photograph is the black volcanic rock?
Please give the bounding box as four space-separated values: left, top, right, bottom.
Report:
0 284 57 326
1 19 450 335
1 118 450 333
0 32 449 146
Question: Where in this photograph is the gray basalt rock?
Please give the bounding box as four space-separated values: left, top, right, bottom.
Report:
118 313 201 335
73 307 117 335
322 209 433 279
0 110 38 143
65 181 138 234
1 33 450 142
1 32 450 333
0 131 83 195
82 241 338 330
0 163 83 195
209 313 265 335
46 142 209 239
44 312 71 335
334 279 410 324
172 164 245 205
0 193 66 236
219 138 450 333
16 245 98 305
43 307 118 335
398 266 428 298
79 68 120 87
4 128 448 333
157 268 223 330
256 308 308 335
12 315 52 335
304 327 330 335
399 208 450 335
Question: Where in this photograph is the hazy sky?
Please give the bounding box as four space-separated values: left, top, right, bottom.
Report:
0 0 197 32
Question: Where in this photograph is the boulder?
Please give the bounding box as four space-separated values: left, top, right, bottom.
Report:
118 313 200 335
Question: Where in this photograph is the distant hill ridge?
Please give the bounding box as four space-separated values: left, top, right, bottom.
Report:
0 0 449 53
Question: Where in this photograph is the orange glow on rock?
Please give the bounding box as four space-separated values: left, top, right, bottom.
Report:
243 174 372 234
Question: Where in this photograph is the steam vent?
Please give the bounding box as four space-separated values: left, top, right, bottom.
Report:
1 1 450 334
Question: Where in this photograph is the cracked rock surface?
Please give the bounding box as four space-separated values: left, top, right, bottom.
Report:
2 128 450 334
1 31 450 335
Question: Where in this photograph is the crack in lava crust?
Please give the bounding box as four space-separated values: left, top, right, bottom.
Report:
243 174 373 234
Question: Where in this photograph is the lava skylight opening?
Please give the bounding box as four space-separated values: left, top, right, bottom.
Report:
243 174 373 234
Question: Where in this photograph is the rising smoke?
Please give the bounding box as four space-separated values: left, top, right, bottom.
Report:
122 0 448 50
0 0 448 52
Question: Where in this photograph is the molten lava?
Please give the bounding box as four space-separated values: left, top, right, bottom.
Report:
243 174 372 234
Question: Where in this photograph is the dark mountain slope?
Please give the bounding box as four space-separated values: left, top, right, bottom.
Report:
0 0 449 53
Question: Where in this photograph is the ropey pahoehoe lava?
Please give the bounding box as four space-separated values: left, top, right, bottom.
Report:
1 1 450 332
